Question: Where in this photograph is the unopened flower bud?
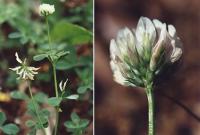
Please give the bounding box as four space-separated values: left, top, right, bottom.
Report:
59 79 68 92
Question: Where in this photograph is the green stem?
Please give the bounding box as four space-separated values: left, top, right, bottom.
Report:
53 64 58 97
45 16 60 135
45 16 51 49
146 85 155 135
53 64 59 135
27 81 46 135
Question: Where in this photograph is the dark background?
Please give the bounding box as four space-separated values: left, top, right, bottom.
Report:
95 0 200 135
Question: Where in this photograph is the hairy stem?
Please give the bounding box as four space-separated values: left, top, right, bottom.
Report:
27 81 46 135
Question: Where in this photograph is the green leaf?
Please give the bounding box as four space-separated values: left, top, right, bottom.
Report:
35 116 48 129
51 20 92 45
56 51 70 58
56 59 77 70
65 94 79 100
64 119 89 129
33 54 48 61
47 97 62 107
34 92 48 103
25 120 35 127
0 112 6 125
38 109 50 119
64 121 76 129
77 86 89 94
71 112 80 123
1 124 19 135
27 100 39 112
79 119 89 128
10 91 29 100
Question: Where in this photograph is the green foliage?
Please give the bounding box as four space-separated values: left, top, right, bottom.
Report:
1 124 20 135
64 112 89 135
76 67 93 94
67 0 93 29
51 20 92 45
10 91 29 100
34 92 48 104
47 97 62 107
0 112 6 126
10 90 50 132
0 112 20 135
1 0 93 134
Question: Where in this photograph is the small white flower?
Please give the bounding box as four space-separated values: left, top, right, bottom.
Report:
9 52 40 80
39 3 55 16
110 17 183 87
59 79 68 92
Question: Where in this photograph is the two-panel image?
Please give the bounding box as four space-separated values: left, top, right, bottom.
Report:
0 0 199 135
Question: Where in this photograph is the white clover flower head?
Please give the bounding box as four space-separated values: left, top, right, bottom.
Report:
9 52 40 80
59 79 68 92
39 3 55 16
110 17 183 87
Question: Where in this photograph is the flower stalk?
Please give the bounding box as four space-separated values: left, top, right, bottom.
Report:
27 81 46 135
45 16 52 50
43 9 60 135
52 64 60 135
109 17 183 135
146 84 155 135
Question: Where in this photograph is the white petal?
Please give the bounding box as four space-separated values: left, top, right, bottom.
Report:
170 47 183 63
18 68 25 75
9 66 21 71
117 28 136 55
110 39 120 60
168 25 176 37
136 17 156 44
22 71 27 79
15 52 22 64
28 67 40 71
59 81 63 91
27 73 34 80
63 79 68 90
153 19 163 30
110 61 127 86
150 23 168 71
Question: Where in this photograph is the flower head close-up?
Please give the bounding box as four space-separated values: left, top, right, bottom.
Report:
9 52 40 80
110 17 183 88
39 3 55 16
